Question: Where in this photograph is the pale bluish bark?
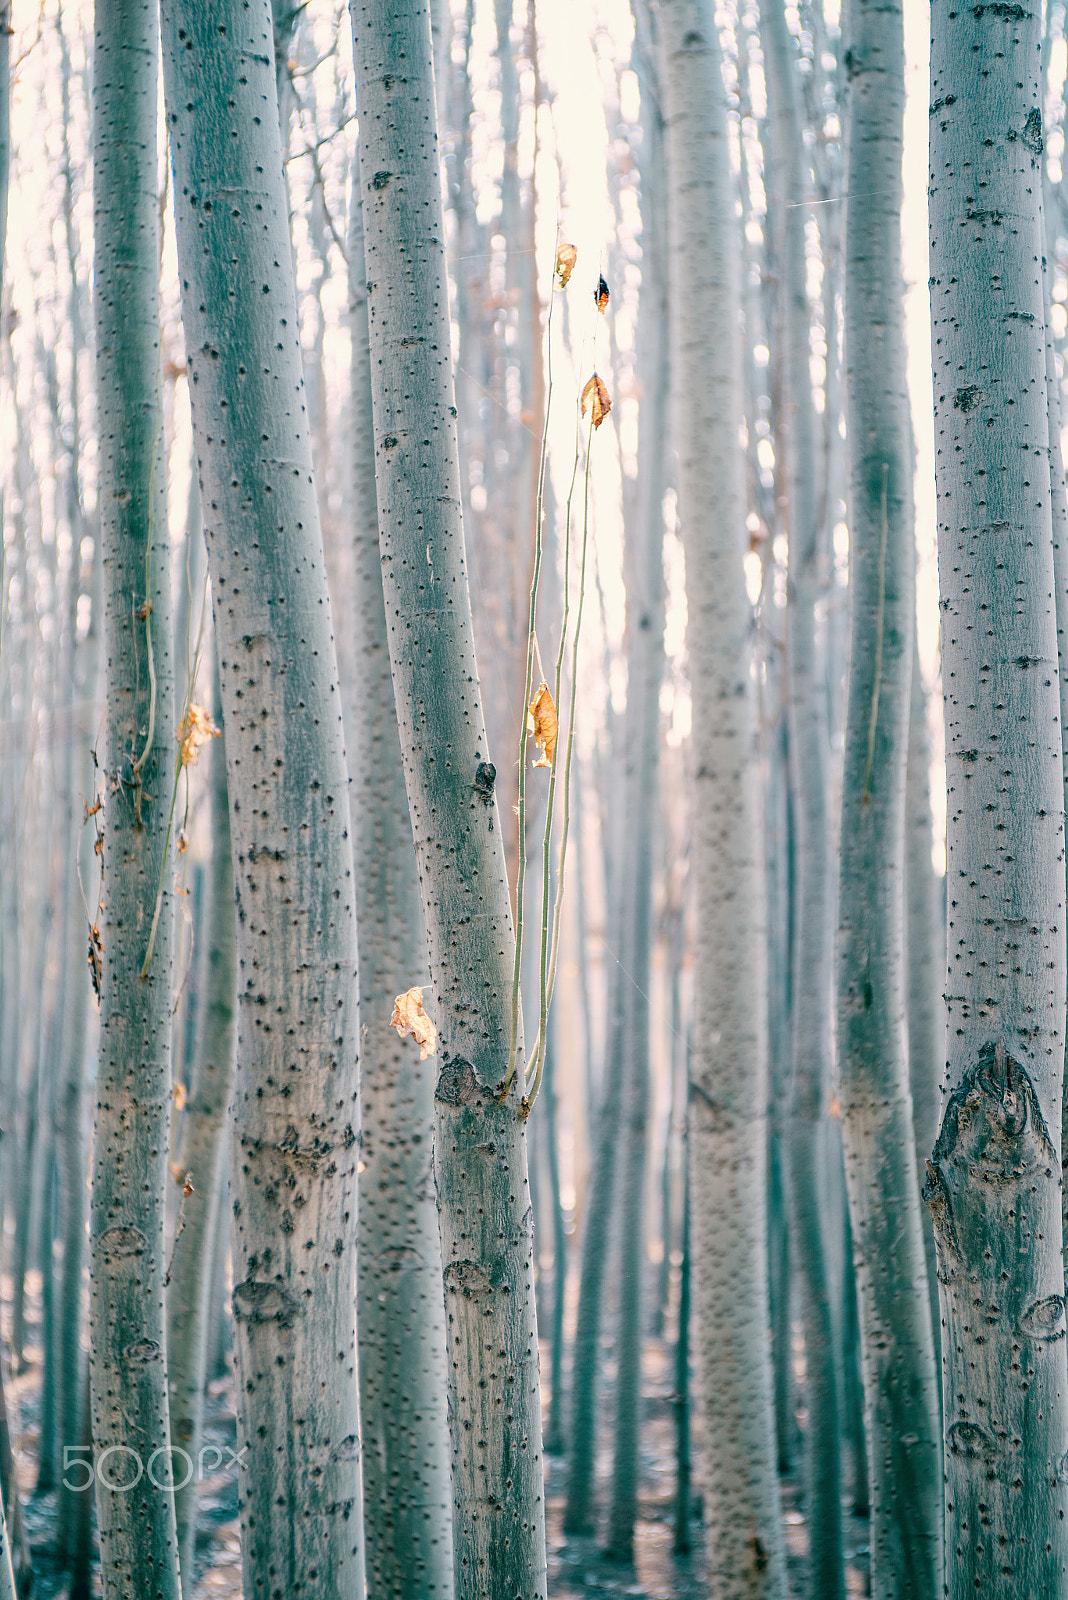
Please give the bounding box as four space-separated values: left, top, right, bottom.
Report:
167 665 236 1599
350 2 546 1592
759 0 845 1588
159 5 365 1596
659 3 786 1594
90 2 181 1594
347 137 453 1600
928 3 1068 1593
606 2 670 1559
838 0 943 1593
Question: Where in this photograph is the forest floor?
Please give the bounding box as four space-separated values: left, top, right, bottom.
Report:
6 1270 873 1598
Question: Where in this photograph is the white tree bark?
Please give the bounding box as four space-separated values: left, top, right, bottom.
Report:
159 5 365 1597
347 138 454 1600
838 0 943 1592
90 2 181 1593
350 2 547 1594
659 3 786 1594
927 3 1068 1593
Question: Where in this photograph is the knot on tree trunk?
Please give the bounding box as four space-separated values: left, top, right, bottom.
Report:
925 1039 1064 1342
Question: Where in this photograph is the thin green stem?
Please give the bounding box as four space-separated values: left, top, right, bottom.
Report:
503 260 557 1099
525 411 594 1112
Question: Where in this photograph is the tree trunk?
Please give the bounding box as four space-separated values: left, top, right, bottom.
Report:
159 6 365 1597
905 625 943 1381
90 2 182 1593
927 2 1068 1592
167 662 237 1599
346 127 454 1600
605 5 670 1560
659 3 787 1595
349 1 547 1592
759 0 845 1588
837 0 944 1594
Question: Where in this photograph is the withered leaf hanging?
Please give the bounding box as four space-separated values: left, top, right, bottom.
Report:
581 372 612 429
595 274 610 313
555 242 577 288
527 681 558 769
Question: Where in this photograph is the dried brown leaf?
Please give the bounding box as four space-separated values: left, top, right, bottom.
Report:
555 242 577 288
581 373 612 429
595 274 610 313
390 987 438 1060
177 703 221 768
527 681 558 769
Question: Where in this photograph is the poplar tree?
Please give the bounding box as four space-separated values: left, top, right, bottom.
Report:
928 2 1068 1593
347 140 454 1600
90 1 181 1594
837 0 943 1591
350 0 547 1593
659 1 786 1593
159 4 365 1596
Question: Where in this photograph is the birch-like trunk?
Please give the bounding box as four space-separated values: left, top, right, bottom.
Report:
905 626 943 1374
167 665 237 1598
158 6 365 1597
90 2 181 1593
927 3 1068 1592
606 6 670 1556
347 137 453 1600
837 0 943 1592
759 0 845 1587
350 3 547 1593
659 3 786 1594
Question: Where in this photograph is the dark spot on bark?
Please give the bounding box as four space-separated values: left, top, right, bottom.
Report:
443 1259 494 1300
930 94 956 113
99 1226 146 1260
473 761 496 800
947 1420 998 1458
961 749 979 762
954 385 983 412
436 1058 480 1106
232 1281 300 1328
1022 107 1043 154
382 437 398 450
372 170 391 189
1019 1295 1066 1341
122 1338 161 1367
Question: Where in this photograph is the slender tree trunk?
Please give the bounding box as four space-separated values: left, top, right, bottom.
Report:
837 0 943 1594
350 2 547 1593
347 129 454 1600
90 3 181 1594
905 626 943 1379
36 1149 56 1495
672 1102 691 1557
759 0 845 1588
167 663 237 1599
927 3 1068 1593
159 6 365 1597
541 1000 568 1457
605 9 670 1562
565 907 628 1535
659 4 787 1594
